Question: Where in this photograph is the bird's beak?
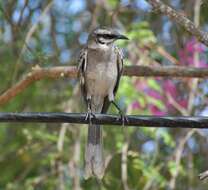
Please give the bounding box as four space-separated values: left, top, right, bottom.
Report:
116 34 129 40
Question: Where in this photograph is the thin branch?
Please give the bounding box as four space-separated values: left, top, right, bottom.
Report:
0 66 77 106
146 0 208 46
124 65 208 78
1 65 208 106
19 1 53 57
121 142 130 190
18 0 29 26
169 129 196 189
187 0 201 115
1 113 208 128
57 126 67 152
145 44 179 65
156 46 179 65
12 1 53 83
68 129 81 190
166 92 189 116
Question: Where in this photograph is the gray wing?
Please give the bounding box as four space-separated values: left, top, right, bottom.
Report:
77 47 88 102
101 46 124 113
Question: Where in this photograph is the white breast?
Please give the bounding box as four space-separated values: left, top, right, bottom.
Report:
86 61 118 96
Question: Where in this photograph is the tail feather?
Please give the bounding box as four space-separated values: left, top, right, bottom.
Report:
84 124 104 179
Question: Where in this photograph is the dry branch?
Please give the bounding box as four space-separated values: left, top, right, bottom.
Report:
1 65 208 106
0 66 77 106
146 0 208 46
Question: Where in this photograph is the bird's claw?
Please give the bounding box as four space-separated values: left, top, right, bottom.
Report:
85 110 96 124
116 111 128 126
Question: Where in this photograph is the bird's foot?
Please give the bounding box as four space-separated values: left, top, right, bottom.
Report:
85 110 96 124
116 111 128 127
111 101 128 126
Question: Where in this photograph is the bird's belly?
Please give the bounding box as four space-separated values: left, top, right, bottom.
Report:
86 62 117 96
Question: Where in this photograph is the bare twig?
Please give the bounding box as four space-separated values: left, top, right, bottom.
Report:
187 1 208 183
64 86 81 190
187 0 201 114
166 93 189 116
12 1 53 82
146 0 208 46
124 65 208 78
0 66 77 106
145 44 179 65
156 46 179 65
89 1 100 30
18 0 29 26
57 125 67 189
169 129 196 189
168 3 203 187
2 65 208 106
57 126 67 152
69 130 81 190
19 1 53 57
121 142 129 190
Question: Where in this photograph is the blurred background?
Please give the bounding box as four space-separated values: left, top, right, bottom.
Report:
0 0 208 189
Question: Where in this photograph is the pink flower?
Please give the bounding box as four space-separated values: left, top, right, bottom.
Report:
132 101 141 110
178 38 206 66
149 105 166 116
163 80 177 98
178 99 188 109
199 60 208 68
185 39 195 53
135 80 146 91
147 89 162 100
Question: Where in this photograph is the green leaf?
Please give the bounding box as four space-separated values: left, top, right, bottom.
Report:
147 79 162 92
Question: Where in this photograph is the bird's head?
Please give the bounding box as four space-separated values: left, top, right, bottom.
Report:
87 27 128 49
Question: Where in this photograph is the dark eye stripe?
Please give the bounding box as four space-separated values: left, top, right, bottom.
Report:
103 34 113 38
97 34 116 39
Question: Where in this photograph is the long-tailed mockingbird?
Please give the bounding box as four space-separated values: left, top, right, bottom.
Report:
78 27 128 179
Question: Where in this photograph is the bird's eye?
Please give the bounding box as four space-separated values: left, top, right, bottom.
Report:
103 34 112 39
97 34 113 39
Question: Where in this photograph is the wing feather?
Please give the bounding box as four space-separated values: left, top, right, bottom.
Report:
78 47 88 101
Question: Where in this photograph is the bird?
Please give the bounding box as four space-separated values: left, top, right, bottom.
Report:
77 27 129 179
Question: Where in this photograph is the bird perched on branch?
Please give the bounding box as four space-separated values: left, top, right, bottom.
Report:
78 27 129 179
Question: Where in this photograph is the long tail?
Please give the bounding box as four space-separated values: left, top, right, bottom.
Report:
84 124 104 179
